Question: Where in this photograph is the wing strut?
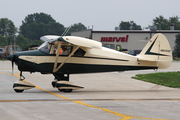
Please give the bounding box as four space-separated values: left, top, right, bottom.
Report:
53 41 79 73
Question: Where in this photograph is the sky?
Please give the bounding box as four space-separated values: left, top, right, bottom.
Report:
1 0 180 31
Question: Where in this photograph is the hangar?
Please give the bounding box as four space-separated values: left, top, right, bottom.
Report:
71 30 180 51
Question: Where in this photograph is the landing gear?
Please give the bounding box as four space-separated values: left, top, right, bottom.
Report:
53 73 84 93
13 71 35 93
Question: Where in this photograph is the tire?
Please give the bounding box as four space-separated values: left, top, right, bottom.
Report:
58 89 73 93
58 89 64 92
14 89 24 93
63 89 73 93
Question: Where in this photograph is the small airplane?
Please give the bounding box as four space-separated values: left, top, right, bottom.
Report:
7 33 172 93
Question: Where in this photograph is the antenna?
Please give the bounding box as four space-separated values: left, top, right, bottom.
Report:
61 26 71 37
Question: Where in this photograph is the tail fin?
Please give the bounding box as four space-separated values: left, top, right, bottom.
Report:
138 33 172 69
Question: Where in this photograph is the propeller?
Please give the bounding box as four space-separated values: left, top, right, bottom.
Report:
7 53 16 74
7 53 15 75
11 54 16 75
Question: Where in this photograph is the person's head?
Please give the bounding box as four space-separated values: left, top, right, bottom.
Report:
62 46 67 51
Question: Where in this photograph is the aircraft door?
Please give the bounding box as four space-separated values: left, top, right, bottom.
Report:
69 47 88 73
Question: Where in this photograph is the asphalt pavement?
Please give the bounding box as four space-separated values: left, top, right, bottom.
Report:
0 61 180 120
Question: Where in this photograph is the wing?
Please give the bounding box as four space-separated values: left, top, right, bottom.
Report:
40 35 102 49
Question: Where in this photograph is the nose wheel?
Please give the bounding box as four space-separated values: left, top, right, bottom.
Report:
13 71 35 93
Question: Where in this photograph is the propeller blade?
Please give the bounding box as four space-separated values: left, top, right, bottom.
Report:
12 60 14 75
6 54 16 75
11 54 15 75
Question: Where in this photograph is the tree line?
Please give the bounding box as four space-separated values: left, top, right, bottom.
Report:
0 13 180 51
0 13 87 50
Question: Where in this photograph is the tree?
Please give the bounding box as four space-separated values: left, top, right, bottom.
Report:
70 23 87 32
19 12 65 40
66 23 87 35
119 21 142 30
152 15 169 30
151 15 180 30
173 33 180 58
0 18 17 37
0 36 8 46
16 34 28 48
119 21 131 30
169 16 180 30
7 35 14 45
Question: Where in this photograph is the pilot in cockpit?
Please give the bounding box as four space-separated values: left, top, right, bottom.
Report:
60 46 70 55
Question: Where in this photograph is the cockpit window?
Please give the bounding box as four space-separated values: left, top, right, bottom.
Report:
39 41 85 56
50 44 72 56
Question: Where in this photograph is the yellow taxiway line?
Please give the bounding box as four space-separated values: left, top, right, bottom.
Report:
1 72 171 120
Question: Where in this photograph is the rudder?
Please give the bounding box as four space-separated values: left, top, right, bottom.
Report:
138 33 172 69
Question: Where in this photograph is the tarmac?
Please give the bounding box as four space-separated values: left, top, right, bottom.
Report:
0 61 180 120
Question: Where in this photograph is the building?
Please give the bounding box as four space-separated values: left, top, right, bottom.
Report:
71 30 180 51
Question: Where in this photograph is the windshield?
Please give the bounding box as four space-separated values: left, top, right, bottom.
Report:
38 41 48 50
39 42 50 54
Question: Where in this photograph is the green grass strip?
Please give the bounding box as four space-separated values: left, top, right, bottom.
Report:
0 58 8 61
132 71 180 88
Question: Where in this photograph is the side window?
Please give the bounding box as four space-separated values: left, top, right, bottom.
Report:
50 45 57 54
60 46 72 55
50 44 72 56
74 48 86 57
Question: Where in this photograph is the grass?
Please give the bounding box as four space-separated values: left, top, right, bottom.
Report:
173 58 180 62
0 58 8 61
132 72 180 88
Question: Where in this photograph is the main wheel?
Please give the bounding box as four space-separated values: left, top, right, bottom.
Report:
58 89 64 92
14 89 24 93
